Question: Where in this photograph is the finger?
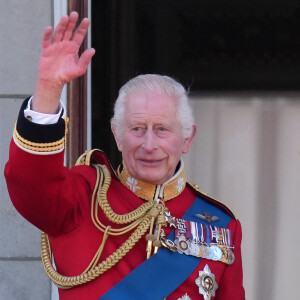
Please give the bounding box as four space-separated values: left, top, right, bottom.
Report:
71 18 90 47
77 48 96 74
41 26 53 49
52 14 69 43
62 11 78 41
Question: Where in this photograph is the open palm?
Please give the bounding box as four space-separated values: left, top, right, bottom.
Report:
38 12 95 89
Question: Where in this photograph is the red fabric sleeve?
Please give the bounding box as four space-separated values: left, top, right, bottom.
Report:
4 140 96 237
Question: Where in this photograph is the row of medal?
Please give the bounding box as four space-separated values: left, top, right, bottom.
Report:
174 235 235 265
161 217 235 265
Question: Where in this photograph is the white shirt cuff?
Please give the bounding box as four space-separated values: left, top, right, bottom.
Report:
24 96 65 125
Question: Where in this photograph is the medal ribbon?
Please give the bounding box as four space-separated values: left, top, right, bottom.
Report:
99 195 233 300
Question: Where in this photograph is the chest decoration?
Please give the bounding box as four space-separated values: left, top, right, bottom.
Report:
195 264 218 300
195 211 219 223
178 293 192 300
161 216 235 265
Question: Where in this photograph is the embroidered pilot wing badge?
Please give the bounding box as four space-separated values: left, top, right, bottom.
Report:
195 264 218 300
195 211 219 223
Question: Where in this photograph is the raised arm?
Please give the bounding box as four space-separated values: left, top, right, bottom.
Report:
32 11 95 114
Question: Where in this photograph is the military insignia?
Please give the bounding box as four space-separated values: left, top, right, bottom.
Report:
176 177 185 192
164 210 176 227
176 219 188 234
195 211 219 223
195 265 218 300
177 293 192 300
160 217 235 265
175 235 191 255
219 246 235 265
126 177 141 192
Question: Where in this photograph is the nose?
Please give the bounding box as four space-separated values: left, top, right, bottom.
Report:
142 129 158 152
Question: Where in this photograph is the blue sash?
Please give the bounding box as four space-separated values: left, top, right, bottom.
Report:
100 196 232 299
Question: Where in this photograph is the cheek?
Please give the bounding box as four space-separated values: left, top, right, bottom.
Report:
121 137 140 156
165 139 185 158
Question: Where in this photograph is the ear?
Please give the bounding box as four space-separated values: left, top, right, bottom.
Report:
182 124 197 154
111 124 123 152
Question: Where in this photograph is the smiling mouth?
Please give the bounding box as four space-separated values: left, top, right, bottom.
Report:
139 159 163 166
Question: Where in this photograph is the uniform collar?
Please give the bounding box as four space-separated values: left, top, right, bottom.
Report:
118 159 186 202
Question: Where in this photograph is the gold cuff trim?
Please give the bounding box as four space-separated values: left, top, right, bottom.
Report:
13 123 66 153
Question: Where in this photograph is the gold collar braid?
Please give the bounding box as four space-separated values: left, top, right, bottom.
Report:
41 164 167 289
118 160 186 201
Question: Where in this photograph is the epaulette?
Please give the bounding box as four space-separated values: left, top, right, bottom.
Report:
75 149 100 166
75 149 118 179
187 182 236 220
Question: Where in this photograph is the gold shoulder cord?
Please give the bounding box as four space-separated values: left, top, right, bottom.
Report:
41 163 156 289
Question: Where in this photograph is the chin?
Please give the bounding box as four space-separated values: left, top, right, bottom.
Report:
138 173 166 185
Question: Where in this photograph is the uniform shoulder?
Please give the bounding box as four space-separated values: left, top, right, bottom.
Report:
187 182 236 220
75 149 118 178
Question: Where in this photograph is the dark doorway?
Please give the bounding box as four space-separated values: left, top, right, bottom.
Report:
91 0 300 167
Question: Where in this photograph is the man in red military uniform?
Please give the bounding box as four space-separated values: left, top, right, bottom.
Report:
5 12 245 300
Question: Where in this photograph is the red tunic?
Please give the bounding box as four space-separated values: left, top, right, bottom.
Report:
4 99 245 300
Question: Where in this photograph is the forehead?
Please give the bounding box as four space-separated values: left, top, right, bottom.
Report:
124 91 179 121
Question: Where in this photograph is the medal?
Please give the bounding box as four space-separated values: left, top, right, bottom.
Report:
179 240 189 251
161 237 177 252
203 246 214 260
175 235 191 255
220 246 235 265
197 245 205 258
210 245 222 261
195 264 218 300
226 249 235 265
166 216 235 264
189 242 200 256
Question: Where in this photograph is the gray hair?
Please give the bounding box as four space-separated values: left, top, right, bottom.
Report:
111 74 194 139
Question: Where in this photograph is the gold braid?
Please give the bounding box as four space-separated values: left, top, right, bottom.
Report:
41 163 156 289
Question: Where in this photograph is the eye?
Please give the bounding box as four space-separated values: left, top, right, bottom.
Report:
131 126 146 135
155 126 170 137
154 125 167 132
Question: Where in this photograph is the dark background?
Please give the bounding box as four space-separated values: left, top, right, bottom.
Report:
91 0 300 166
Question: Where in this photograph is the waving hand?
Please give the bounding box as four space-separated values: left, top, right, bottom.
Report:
32 12 95 113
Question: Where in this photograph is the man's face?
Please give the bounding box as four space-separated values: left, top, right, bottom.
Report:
112 91 196 184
